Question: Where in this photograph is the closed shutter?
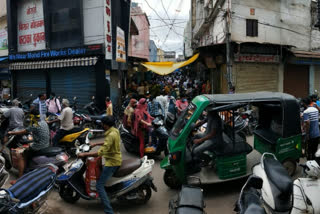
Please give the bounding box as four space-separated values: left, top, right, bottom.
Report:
16 70 46 99
235 63 278 93
284 64 309 98
50 67 96 108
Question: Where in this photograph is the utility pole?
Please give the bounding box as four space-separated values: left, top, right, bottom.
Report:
225 1 233 91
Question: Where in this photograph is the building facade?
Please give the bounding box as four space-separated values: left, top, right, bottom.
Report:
149 40 157 62
187 0 320 97
163 51 176 62
7 0 131 108
157 48 165 62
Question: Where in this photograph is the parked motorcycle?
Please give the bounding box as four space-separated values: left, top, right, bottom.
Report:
169 185 206 214
120 117 169 156
0 164 58 213
253 152 320 214
57 141 157 205
234 175 266 214
2 132 68 173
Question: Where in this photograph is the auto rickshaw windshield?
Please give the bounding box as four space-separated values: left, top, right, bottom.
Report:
171 103 197 137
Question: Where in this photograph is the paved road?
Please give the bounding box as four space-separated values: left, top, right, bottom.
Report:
6 136 300 214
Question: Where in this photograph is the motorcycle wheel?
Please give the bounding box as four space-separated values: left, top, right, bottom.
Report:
59 184 80 204
163 170 181 189
133 184 152 204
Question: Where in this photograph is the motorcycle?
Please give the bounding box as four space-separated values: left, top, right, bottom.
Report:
240 109 258 136
0 164 58 214
234 175 266 214
120 117 169 156
2 132 68 173
169 185 206 214
253 152 320 214
56 141 157 205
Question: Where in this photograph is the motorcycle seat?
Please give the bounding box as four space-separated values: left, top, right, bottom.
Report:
33 147 64 157
90 115 105 121
59 128 89 143
263 157 293 195
113 159 142 178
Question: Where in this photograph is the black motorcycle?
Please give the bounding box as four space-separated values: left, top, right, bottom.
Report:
120 117 169 156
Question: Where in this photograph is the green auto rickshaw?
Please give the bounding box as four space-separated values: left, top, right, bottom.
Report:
161 92 302 188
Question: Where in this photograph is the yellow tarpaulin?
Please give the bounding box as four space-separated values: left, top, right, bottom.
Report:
141 53 199 75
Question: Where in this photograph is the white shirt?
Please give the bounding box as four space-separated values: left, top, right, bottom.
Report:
58 107 74 131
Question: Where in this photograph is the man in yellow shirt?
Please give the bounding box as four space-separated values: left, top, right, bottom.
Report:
78 116 121 214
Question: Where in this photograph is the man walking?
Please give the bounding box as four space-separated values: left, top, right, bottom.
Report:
302 97 320 160
31 93 47 120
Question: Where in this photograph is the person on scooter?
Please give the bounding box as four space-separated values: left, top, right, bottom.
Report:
192 111 223 165
78 116 121 214
46 92 61 114
51 99 75 146
4 99 24 130
31 93 47 121
148 96 164 118
132 98 154 158
8 109 50 178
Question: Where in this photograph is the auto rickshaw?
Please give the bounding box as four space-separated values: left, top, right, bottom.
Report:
160 92 302 188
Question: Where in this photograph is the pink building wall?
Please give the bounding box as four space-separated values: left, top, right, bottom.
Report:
129 6 150 61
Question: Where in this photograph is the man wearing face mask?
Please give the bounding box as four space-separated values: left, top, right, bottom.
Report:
176 94 189 115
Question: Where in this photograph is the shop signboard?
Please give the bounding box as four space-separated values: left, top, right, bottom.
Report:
0 29 8 50
234 54 280 63
116 27 126 63
17 0 46 52
104 0 112 60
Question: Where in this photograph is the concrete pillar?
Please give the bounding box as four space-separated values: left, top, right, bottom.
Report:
278 63 284 92
310 64 315 95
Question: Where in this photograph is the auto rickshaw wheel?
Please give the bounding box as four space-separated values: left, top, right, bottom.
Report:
282 159 296 176
164 170 182 189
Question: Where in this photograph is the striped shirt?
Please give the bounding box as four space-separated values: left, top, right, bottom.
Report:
303 106 320 138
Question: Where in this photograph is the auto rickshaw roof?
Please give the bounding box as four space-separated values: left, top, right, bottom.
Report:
203 92 297 104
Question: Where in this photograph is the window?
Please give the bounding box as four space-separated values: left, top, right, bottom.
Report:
171 104 197 137
246 19 258 37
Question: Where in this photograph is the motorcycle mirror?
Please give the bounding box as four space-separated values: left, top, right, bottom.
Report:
246 175 263 189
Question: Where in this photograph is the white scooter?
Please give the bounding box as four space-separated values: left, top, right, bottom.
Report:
253 152 320 214
56 141 157 204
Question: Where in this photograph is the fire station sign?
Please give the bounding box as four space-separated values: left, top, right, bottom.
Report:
17 0 46 52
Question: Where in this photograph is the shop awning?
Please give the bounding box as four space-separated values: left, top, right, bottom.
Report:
292 50 320 59
141 53 199 75
0 57 8 62
9 57 99 70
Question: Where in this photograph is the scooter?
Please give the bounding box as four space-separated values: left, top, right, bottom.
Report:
120 117 169 156
234 175 266 214
56 141 157 205
169 185 206 214
2 133 69 173
0 164 58 214
253 152 320 214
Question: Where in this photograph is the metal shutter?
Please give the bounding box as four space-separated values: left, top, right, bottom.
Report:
235 63 278 93
284 64 309 98
50 67 96 108
16 70 46 99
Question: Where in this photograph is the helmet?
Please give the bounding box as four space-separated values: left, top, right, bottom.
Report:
305 160 320 178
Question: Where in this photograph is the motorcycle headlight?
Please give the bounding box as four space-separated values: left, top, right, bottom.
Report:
169 151 182 165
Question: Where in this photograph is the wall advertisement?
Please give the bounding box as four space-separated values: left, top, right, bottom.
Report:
17 0 46 52
104 0 112 60
116 27 125 63
0 29 7 50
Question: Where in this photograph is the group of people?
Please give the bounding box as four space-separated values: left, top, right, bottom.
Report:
2 93 121 214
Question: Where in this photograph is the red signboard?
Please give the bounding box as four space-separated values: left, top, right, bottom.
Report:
234 54 280 63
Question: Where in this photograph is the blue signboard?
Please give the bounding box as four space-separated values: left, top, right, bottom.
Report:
9 44 103 61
